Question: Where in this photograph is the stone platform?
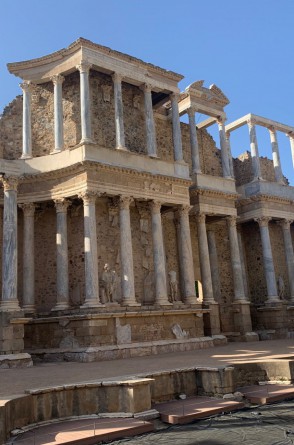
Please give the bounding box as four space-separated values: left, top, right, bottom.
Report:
240 383 294 405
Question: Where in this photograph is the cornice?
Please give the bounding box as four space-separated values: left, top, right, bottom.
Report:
189 187 239 201
236 194 294 206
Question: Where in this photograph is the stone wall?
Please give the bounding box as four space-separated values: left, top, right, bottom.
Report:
234 151 277 185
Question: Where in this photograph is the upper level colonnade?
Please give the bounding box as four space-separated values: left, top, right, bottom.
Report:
8 38 186 164
225 113 294 183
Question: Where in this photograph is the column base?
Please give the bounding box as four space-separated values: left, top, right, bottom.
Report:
80 299 103 309
50 148 62 155
51 302 70 311
265 296 282 306
116 145 128 151
20 153 32 160
0 300 21 312
121 300 141 307
184 295 199 305
23 304 36 314
154 296 172 306
148 153 159 158
80 138 93 145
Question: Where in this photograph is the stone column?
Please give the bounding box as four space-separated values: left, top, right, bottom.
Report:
112 73 126 150
247 120 262 180
53 199 70 311
170 93 183 162
187 108 201 174
269 127 284 183
76 61 92 144
80 192 101 307
218 119 231 178
279 219 294 304
142 84 157 157
288 134 294 168
150 201 170 305
0 177 20 311
207 229 221 302
195 213 215 303
20 203 35 313
227 216 247 302
225 132 235 179
20 81 33 159
51 74 65 153
237 227 250 299
119 196 138 306
255 217 279 304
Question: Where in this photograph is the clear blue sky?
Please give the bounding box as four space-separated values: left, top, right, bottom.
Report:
1 0 293 184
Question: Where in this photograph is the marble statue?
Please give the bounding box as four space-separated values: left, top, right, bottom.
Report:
168 270 178 302
277 275 285 299
101 263 115 303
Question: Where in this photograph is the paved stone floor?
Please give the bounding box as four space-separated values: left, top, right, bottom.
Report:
1 339 294 397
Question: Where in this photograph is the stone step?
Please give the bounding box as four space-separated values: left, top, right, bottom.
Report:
9 417 154 445
239 383 294 405
154 396 245 425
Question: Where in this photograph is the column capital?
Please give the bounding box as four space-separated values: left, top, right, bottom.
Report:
255 216 271 227
170 92 179 101
225 131 231 139
149 200 162 214
217 117 226 126
112 72 124 83
178 204 192 217
119 195 133 210
54 198 71 213
1 176 18 192
141 83 152 93
247 118 257 128
268 125 277 135
19 81 33 93
76 61 92 74
226 215 238 227
51 74 65 85
79 191 98 205
195 211 206 224
19 202 35 216
278 219 293 230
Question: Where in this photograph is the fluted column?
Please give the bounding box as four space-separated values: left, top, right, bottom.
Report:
53 199 70 311
225 132 235 179
142 84 157 157
196 212 215 303
80 192 101 307
187 108 201 174
288 133 294 168
218 118 231 178
20 81 33 159
20 203 35 313
170 93 183 162
269 127 284 183
77 61 92 144
51 74 65 153
279 219 294 303
112 73 126 150
0 177 20 311
119 196 138 306
177 205 197 303
150 201 170 305
227 216 247 301
237 227 250 299
255 217 279 304
248 119 262 180
207 230 221 303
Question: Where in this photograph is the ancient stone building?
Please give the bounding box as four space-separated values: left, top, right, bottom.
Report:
0 38 293 366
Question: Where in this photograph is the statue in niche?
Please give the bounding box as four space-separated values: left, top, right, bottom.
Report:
168 270 178 302
100 263 117 303
133 94 141 109
101 84 112 103
277 275 285 299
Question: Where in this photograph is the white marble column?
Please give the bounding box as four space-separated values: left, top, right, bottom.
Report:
279 219 294 304
0 177 20 311
218 119 231 178
207 229 222 302
196 212 215 303
178 205 197 303
288 134 294 168
119 196 138 306
112 73 126 150
170 93 183 162
150 201 170 305
255 217 279 304
51 74 65 153
225 132 235 179
20 81 33 159
20 203 35 313
187 108 201 174
227 216 247 301
142 84 157 157
76 61 92 144
80 192 101 307
53 199 70 311
247 120 262 180
237 227 250 299
269 128 284 183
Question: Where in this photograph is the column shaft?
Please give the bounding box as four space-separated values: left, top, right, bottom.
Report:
256 217 279 303
170 93 183 162
248 121 262 180
196 213 215 303
279 220 294 303
225 132 235 178
227 216 247 301
21 203 35 312
289 135 294 169
119 197 138 305
178 206 197 303
269 128 284 183
0 177 20 311
143 84 157 157
77 62 92 144
237 229 250 299
113 73 126 150
207 230 221 302
52 74 64 152
218 119 231 178
20 82 32 159
188 109 201 173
